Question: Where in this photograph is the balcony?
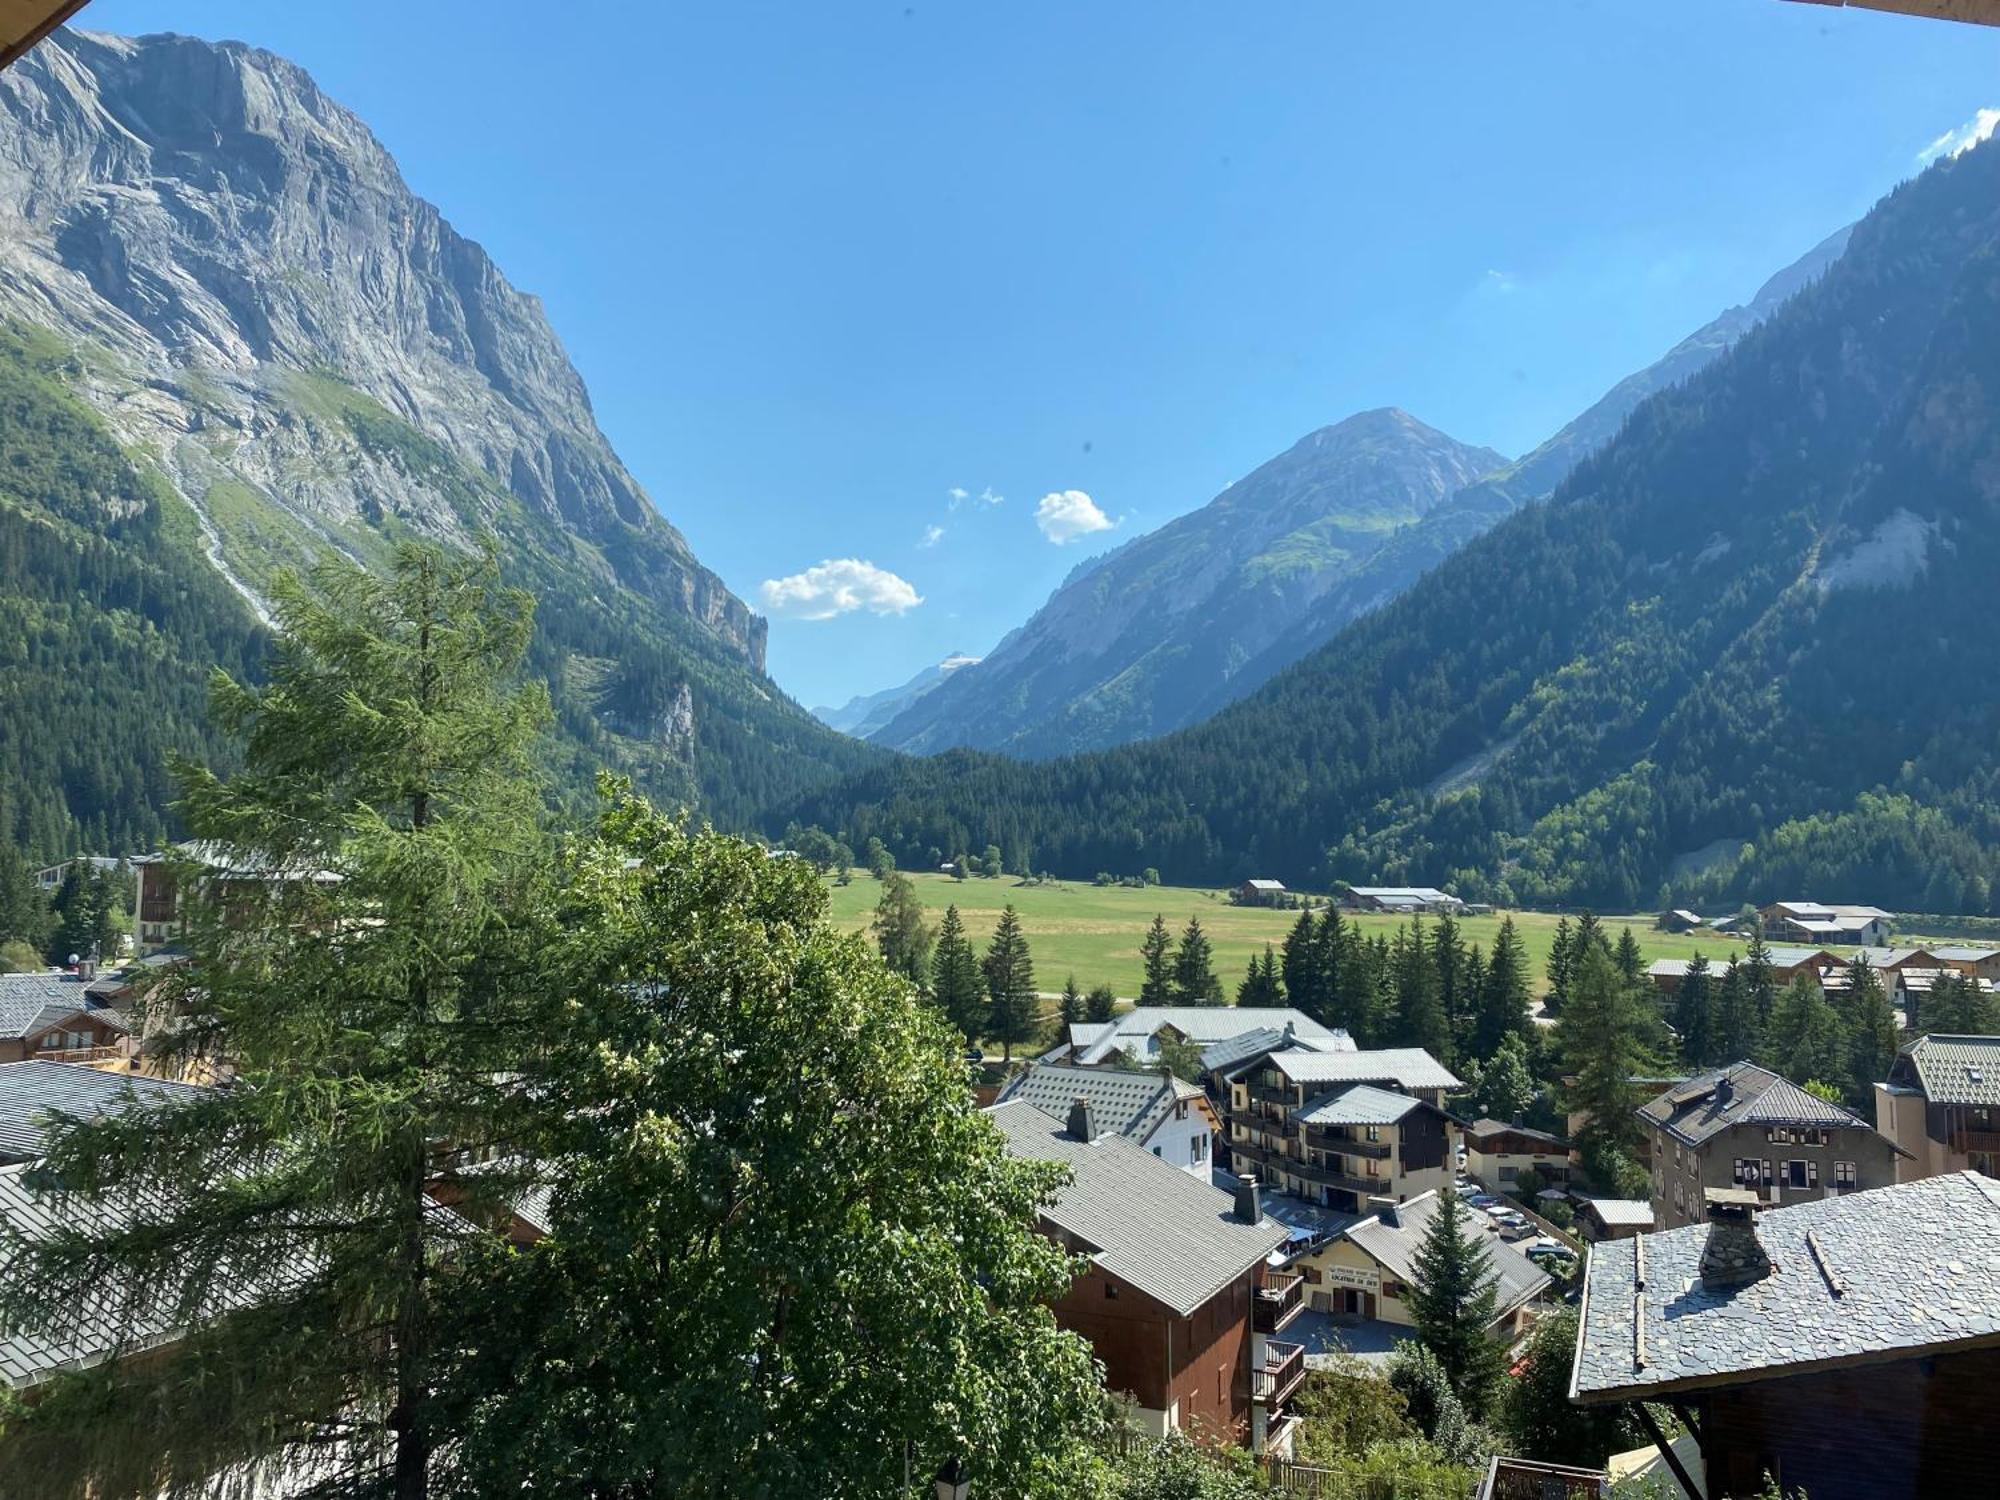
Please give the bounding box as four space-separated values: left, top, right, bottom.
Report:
35 1045 127 1066
1303 1127 1392 1158
1253 1272 1304 1334
1291 1158 1385 1195
1248 1083 1297 1107
1475 1457 1607 1500
1251 1339 1306 1406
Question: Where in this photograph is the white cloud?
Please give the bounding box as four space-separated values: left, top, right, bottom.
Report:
759 559 922 620
1035 490 1117 545
1483 268 1519 294
978 485 1004 506
947 486 970 506
919 524 945 548
1919 107 2000 166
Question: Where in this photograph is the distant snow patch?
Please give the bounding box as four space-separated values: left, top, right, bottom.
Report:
1815 509 1940 594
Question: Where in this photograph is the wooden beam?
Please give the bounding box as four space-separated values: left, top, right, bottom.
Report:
1784 0 2000 26
0 0 92 72
1634 1403 1706 1500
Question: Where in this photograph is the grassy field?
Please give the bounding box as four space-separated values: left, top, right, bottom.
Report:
825 873 1755 1000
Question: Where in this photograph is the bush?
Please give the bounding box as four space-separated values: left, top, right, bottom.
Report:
0 939 40 973
1108 1433 1258 1500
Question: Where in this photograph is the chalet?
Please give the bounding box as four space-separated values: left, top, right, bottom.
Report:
1657 909 1704 934
32 855 124 894
1757 901 1892 947
1570 1175 2000 1500
1225 1046 1462 1213
985 1099 1302 1455
1292 1189 1548 1335
1876 1033 2000 1183
1645 948 1847 1001
1334 885 1465 915
1462 1118 1570 1190
1235 879 1287 907
1639 1062 1903 1230
0 973 133 1067
1048 1007 1351 1069
1924 945 2000 983
0 1060 202 1165
1574 1196 1654 1241
130 842 341 954
995 1062 1219 1177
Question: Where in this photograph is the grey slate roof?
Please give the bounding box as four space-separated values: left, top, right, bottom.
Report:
995 1062 1202 1149
1466 1117 1568 1148
0 973 128 1041
1265 1046 1463 1093
1073 1007 1346 1066
1639 1061 1872 1148
1896 1034 2000 1107
0 1062 205 1163
1342 1191 1549 1315
1570 1172 2000 1402
1296 1084 1426 1127
986 1099 1286 1316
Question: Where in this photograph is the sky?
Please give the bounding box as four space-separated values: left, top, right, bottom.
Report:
79 0 2000 710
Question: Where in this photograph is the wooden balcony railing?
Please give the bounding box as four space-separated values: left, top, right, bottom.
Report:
36 1045 126 1066
1253 1272 1304 1334
1303 1127 1392 1158
1475 1456 1608 1499
1251 1339 1305 1406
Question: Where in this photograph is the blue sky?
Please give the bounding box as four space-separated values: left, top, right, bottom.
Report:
83 0 2000 709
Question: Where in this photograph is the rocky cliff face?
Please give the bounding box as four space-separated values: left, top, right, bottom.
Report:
0 29 763 667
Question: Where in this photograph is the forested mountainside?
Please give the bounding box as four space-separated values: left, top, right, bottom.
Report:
779 140 2000 914
874 410 1505 756
0 30 870 856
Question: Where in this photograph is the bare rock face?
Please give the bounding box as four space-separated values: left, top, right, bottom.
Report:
0 28 764 669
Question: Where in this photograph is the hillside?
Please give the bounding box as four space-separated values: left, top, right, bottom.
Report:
0 29 872 854
779 140 2000 914
874 409 1505 757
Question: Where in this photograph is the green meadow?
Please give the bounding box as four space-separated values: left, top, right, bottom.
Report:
824 872 1753 1001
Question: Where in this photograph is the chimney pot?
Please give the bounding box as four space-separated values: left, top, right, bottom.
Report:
1066 1096 1098 1143
1234 1173 1262 1225
1699 1186 1771 1290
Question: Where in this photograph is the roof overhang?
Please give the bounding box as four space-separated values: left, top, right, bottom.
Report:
0 0 88 71
1783 0 2000 24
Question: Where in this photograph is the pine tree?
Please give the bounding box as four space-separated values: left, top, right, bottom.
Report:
1472 1032 1537 1121
871 871 933 985
1139 914 1175 1006
983 905 1037 1061
1843 955 1899 1104
929 904 987 1044
1237 943 1283 1006
1281 908 1321 1018
1392 920 1450 1061
1334 927 1382 1044
1431 912 1467 1037
1922 971 1997 1035
0 841 51 951
1744 931 1778 1023
1172 916 1222 1005
1561 943 1655 1170
1612 926 1644 985
1405 1189 1506 1419
1714 959 1763 1062
1574 911 1607 962
1470 916 1531 1059
1545 918 1575 1013
1085 982 1118 1023
1058 975 1084 1027
1675 952 1717 1068
1761 977 1849 1088
0 544 553 1499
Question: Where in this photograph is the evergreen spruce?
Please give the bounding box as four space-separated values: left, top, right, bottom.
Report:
1058 974 1084 1027
1612 926 1644 985
1280 908 1321 1018
1561 943 1656 1184
1236 943 1284 1006
983 905 1038 1061
1843 955 1899 1105
1405 1190 1506 1419
1139 914 1175 1006
1675 952 1717 1069
1392 919 1450 1062
1761 977 1849 1088
1171 916 1222 1005
1744 931 1778 1023
1545 918 1575 1013
1470 916 1531 1059
928 904 987 1044
1085 981 1118 1024
1714 959 1763 1063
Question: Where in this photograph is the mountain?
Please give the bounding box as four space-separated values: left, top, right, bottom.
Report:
874 409 1507 757
778 139 2000 915
884 231 1853 760
0 29 872 856
813 652 980 739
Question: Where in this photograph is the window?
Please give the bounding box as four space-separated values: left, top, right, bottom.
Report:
1784 1159 1816 1190
1366 1125 1382 1142
1733 1158 1759 1185
1192 1134 1208 1164
1835 1161 1857 1192
1104 1282 1118 1300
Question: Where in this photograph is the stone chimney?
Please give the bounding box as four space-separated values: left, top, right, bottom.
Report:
1698 1187 1771 1290
1234 1173 1262 1225
1367 1194 1400 1227
1066 1096 1098 1143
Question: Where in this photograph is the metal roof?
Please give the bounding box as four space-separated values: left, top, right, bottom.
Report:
1465 1117 1568 1148
1570 1172 2000 1403
1579 1197 1655 1227
1341 1191 1549 1314
1263 1046 1463 1093
995 1063 1198 1148
1073 1007 1345 1066
0 1062 204 1163
1296 1083 1426 1127
1639 1061 1874 1148
1895 1034 2000 1107
986 1100 1286 1316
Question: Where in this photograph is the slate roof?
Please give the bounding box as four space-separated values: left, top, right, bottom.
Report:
986 1099 1286 1316
1895 1034 2000 1107
1639 1062 1874 1149
0 973 128 1041
1580 1197 1656 1228
1570 1172 2000 1403
1341 1191 1549 1315
1929 946 2000 964
1761 945 1844 970
1073 1007 1347 1066
1466 1117 1568 1148
1264 1046 1463 1093
1296 1083 1426 1128
0 1062 205 1162
995 1062 1204 1148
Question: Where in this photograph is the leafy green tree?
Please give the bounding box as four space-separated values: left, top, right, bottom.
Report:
1675 952 1717 1068
871 870 933 985
1290 1355 1415 1464
1171 916 1221 1006
1235 943 1282 1006
1470 916 1532 1058
1468 1032 1537 1122
1498 1307 1639 1467
981 842 1004 878
1058 974 1085 1027
984 904 1038 1061
1109 1432 1257 1500
1403 1191 1506 1419
1387 1337 1490 1460
442 792 1109 1499
1139 913 1175 1006
1843 955 1900 1103
1761 977 1849 1087
48 864 119 965
1085 981 1118 1024
863 834 894 880
928 904 987 1044
1561 943 1656 1168
0 544 552 1500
